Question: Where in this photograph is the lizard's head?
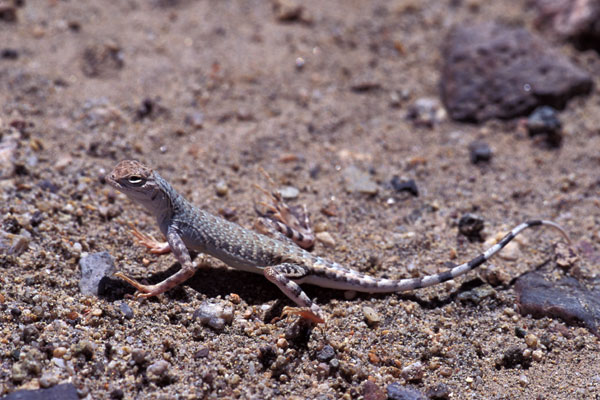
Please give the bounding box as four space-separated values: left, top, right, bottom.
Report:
106 160 159 203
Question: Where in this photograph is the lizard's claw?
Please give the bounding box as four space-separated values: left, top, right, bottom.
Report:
115 272 159 298
281 306 325 324
128 224 171 254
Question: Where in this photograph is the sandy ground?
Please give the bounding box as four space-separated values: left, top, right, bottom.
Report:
1 1 599 399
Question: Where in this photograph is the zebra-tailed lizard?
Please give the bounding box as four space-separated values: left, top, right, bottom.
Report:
106 160 570 323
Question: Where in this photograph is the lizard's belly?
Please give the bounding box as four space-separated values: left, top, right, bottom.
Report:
188 240 266 275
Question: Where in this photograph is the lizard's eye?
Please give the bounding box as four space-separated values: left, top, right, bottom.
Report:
127 176 144 185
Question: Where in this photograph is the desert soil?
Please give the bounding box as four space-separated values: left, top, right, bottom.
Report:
1 1 599 399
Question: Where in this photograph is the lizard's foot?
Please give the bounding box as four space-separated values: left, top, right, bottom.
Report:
128 224 171 254
253 173 315 249
281 306 325 324
114 272 163 299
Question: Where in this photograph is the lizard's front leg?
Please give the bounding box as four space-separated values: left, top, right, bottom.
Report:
129 224 171 254
116 227 200 298
264 263 324 324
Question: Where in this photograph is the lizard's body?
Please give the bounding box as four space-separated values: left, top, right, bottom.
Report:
106 160 570 322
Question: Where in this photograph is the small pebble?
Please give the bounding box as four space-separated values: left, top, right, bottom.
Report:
193 301 234 331
387 382 427 400
215 180 229 197
185 111 204 128
53 347 67 358
362 306 382 326
147 360 170 383
390 176 419 197
278 186 299 199
401 361 424 382
406 97 446 127
525 333 539 349
316 231 336 247
316 345 335 362
554 241 578 270
39 372 60 388
316 362 330 379
119 302 134 319
362 380 386 400
458 213 484 240
527 106 562 147
468 140 492 164
72 340 94 360
194 347 209 359
132 349 148 365
79 252 116 296
518 374 529 387
276 338 288 349
343 166 378 195
426 383 451 400
0 230 30 256
532 349 544 362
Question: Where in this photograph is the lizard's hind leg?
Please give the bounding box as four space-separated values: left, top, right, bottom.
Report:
253 169 315 250
264 263 325 324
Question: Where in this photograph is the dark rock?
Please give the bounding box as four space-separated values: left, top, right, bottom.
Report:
515 271 600 337
81 40 124 78
0 2 17 23
426 383 451 400
390 177 419 197
316 345 336 362
194 347 209 359
258 346 277 369
534 0 600 49
2 383 79 400
458 213 485 240
135 98 169 120
496 345 531 369
29 210 44 227
272 0 311 23
441 22 593 122
362 380 386 400
2 216 20 233
110 389 124 400
118 302 134 319
1 48 18 59
526 106 563 147
79 252 116 295
386 382 427 400
21 325 39 343
350 74 381 92
468 141 492 164
72 340 94 360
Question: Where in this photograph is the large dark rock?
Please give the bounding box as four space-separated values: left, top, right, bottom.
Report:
2 384 79 400
515 272 600 337
440 22 592 122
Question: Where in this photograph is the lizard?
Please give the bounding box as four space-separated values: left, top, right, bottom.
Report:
105 160 571 323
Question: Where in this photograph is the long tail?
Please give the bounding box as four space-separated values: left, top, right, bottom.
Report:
313 220 570 293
